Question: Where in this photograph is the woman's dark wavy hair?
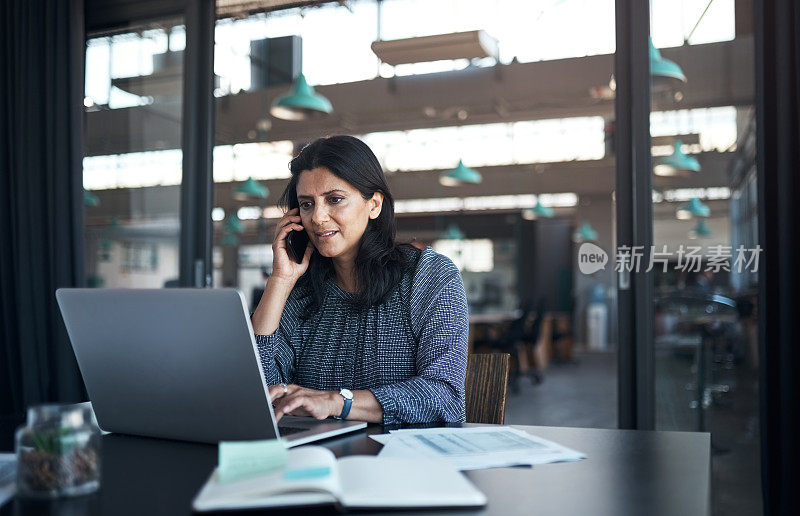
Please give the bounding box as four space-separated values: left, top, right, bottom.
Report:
279 135 420 318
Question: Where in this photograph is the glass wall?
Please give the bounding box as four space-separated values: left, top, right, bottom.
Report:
210 0 621 429
83 19 185 288
647 3 761 514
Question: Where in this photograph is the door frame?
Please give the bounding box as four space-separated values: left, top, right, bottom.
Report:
614 0 655 430
85 0 216 288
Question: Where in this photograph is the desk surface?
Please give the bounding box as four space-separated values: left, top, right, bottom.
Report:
1 423 710 516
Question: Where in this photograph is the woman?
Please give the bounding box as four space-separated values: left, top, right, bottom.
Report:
251 135 468 426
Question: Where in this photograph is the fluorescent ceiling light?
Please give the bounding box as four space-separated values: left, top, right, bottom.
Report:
371 30 498 66
663 188 730 202
392 193 577 215
212 208 225 222
237 206 263 220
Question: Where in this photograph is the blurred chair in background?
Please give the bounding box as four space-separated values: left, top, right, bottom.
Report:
473 298 546 392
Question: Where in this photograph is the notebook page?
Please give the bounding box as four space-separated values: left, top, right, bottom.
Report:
337 456 486 508
193 446 341 512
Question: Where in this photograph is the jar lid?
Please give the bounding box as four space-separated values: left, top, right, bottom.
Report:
27 403 91 428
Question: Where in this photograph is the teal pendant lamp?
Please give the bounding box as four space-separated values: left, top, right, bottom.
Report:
84 190 100 207
573 222 598 242
650 38 686 89
98 217 119 263
225 213 244 234
690 219 712 238
676 197 710 220
442 223 466 240
522 202 554 220
270 74 333 121
86 275 105 288
654 140 701 176
222 231 239 247
235 177 268 200
533 202 554 218
439 160 483 186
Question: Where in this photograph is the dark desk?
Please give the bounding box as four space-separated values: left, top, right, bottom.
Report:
1 423 710 516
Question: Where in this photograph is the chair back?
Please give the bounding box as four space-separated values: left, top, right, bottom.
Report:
465 353 510 424
525 297 548 346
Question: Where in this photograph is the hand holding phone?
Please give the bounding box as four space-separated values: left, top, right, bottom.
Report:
271 208 313 283
286 228 310 264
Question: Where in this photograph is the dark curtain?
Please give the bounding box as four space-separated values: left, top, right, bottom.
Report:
0 0 87 417
756 0 800 514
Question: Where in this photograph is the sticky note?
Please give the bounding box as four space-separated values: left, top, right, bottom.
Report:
218 438 288 484
283 466 332 481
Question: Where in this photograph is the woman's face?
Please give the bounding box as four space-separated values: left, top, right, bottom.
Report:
296 167 383 262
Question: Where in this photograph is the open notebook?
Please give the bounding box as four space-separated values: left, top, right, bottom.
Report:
193 446 487 511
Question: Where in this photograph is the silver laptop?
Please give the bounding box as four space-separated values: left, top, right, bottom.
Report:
55 288 366 446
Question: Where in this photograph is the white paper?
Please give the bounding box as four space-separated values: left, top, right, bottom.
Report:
0 453 15 508
369 433 392 445
337 456 485 508
372 427 585 470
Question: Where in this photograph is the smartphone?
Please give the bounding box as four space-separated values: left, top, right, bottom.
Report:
285 229 310 264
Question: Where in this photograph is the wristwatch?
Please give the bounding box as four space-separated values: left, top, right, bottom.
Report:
335 389 353 420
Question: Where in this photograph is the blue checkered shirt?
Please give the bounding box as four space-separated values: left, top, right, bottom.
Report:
254 246 468 426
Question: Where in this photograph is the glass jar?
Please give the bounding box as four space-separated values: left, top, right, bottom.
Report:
15 403 101 498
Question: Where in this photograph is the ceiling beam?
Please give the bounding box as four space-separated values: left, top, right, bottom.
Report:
85 37 754 156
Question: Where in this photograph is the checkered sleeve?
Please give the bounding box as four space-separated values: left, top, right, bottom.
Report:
253 288 306 386
370 265 468 426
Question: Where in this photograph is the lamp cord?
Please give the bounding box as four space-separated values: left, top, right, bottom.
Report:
685 0 715 44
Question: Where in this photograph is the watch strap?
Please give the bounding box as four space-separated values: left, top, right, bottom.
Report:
336 392 353 420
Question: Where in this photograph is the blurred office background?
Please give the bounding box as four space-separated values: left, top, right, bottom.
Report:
3 1 785 515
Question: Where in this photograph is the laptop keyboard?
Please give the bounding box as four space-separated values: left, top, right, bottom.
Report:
278 426 309 436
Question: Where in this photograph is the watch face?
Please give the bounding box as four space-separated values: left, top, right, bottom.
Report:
340 388 354 399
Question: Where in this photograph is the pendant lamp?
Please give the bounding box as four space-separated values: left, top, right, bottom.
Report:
676 197 710 220
689 219 712 239
235 177 268 200
443 223 466 240
654 140 701 176
270 74 333 121
83 190 100 207
650 38 687 90
84 190 100 207
533 202 554 218
439 160 483 186
573 222 598 242
522 202 554 220
222 231 240 247
225 213 244 234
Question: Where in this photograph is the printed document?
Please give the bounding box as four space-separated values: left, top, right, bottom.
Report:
372 426 586 470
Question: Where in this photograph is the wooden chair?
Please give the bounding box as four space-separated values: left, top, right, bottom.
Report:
465 353 510 424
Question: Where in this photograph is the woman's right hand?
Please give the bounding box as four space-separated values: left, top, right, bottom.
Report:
270 208 313 284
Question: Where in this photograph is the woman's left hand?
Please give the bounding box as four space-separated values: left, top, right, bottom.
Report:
268 384 341 422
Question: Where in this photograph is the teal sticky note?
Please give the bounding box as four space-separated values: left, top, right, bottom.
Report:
283 466 331 481
218 438 288 484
